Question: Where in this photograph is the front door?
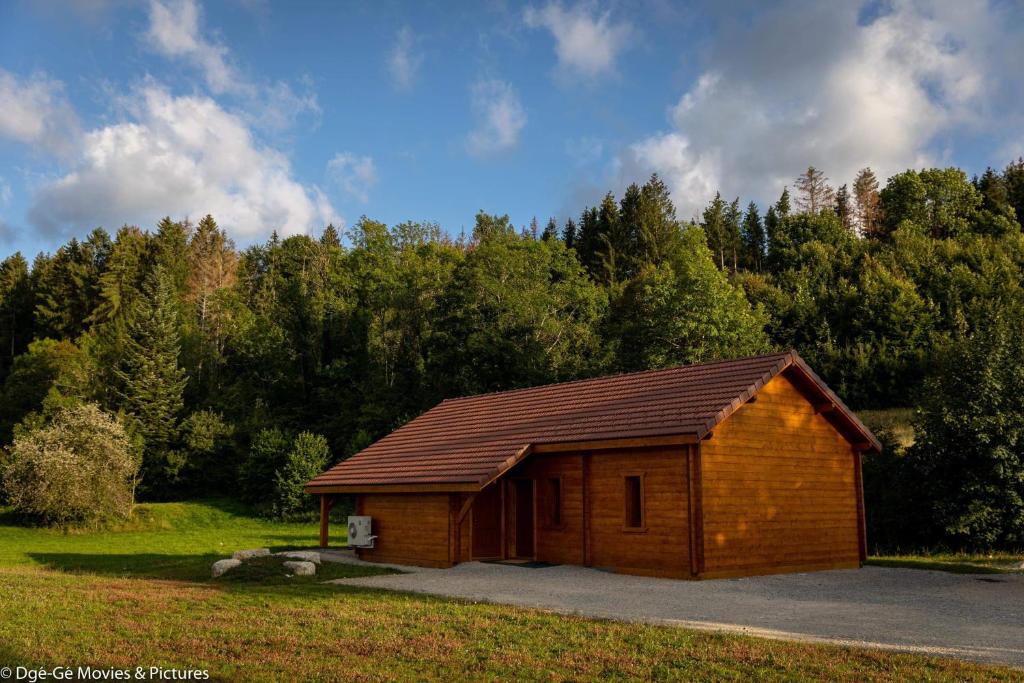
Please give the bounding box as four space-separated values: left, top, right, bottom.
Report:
512 479 535 559
471 483 502 559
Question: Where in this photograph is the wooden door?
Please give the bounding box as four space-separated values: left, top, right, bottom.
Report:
471 483 502 559
512 479 535 558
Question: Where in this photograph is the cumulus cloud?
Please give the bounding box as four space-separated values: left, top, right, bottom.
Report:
146 0 241 94
524 2 633 78
0 70 80 157
388 26 423 90
28 85 337 240
466 79 527 157
326 152 378 203
616 0 1012 219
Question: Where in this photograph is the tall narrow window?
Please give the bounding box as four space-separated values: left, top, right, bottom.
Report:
546 478 562 527
624 475 643 529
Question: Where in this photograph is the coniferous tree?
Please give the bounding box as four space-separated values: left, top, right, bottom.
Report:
1004 158 1024 226
114 266 188 494
835 184 854 233
776 186 791 217
740 202 765 272
575 206 602 279
321 223 342 248
702 192 727 269
794 166 834 214
541 217 558 241
562 218 578 248
853 168 882 238
0 253 33 381
725 198 742 272
635 174 679 267
187 215 238 394
595 192 621 284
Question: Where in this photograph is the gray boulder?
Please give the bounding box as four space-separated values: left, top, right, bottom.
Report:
283 560 317 576
211 558 242 577
278 550 321 564
232 548 270 560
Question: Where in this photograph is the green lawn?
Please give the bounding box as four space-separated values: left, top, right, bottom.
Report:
0 500 1019 681
867 552 1023 575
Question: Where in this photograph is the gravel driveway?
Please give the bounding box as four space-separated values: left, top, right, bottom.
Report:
322 552 1024 668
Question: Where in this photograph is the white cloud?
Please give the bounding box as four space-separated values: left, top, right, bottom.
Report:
388 26 423 90
146 0 242 95
524 2 633 78
28 85 337 241
616 0 1013 220
249 78 321 131
0 70 80 157
466 79 527 157
326 152 378 203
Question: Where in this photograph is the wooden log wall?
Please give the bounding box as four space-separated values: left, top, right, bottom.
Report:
699 372 862 578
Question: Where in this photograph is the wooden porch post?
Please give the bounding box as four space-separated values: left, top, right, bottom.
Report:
319 495 334 548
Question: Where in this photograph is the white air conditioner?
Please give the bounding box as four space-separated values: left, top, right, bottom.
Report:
347 515 376 548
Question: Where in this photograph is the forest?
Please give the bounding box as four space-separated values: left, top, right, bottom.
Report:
1 161 1023 552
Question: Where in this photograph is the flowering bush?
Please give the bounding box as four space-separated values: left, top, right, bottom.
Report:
2 403 139 526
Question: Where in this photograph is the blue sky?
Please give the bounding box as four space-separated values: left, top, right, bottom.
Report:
1 0 1022 256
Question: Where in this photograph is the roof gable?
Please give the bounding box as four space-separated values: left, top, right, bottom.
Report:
306 350 880 492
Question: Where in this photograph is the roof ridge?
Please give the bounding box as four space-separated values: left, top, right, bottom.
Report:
440 349 793 404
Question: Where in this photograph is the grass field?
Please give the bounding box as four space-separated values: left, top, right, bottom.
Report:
0 500 1020 681
867 553 1023 574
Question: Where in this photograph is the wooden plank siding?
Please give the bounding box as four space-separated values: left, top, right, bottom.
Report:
699 372 862 578
355 493 453 568
516 453 586 565
587 447 690 578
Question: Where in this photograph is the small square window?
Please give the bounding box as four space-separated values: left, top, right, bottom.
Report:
546 478 562 527
624 475 643 529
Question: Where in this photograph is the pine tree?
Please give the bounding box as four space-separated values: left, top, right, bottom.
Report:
320 223 342 248
702 192 727 269
187 215 238 393
740 202 766 272
725 198 742 272
776 187 791 217
154 217 190 301
541 217 558 241
794 166 834 214
853 168 882 238
595 192 621 284
0 253 33 381
115 266 188 493
636 174 679 268
835 184 854 233
562 218 578 248
575 206 602 279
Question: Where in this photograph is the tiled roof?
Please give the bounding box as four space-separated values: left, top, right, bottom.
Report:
306 350 880 491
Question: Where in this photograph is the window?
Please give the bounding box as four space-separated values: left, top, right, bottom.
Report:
624 475 644 529
545 477 562 527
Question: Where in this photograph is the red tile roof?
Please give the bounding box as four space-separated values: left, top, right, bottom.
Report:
306 350 880 492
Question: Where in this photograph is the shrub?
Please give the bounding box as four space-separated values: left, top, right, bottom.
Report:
272 432 331 520
239 427 292 509
1 403 139 526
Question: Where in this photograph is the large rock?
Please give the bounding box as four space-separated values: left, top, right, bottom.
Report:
283 560 317 576
211 558 242 577
232 548 271 560
277 550 321 564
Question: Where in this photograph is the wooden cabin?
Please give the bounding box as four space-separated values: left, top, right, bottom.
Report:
305 350 881 579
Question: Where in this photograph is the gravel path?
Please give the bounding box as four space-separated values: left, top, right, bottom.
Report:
321 552 1024 668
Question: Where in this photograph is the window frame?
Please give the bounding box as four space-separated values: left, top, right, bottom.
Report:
541 475 565 530
622 472 646 533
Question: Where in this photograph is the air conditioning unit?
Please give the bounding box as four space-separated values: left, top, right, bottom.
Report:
347 516 376 548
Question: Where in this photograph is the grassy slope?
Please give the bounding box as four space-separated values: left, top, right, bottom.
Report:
0 501 1019 681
